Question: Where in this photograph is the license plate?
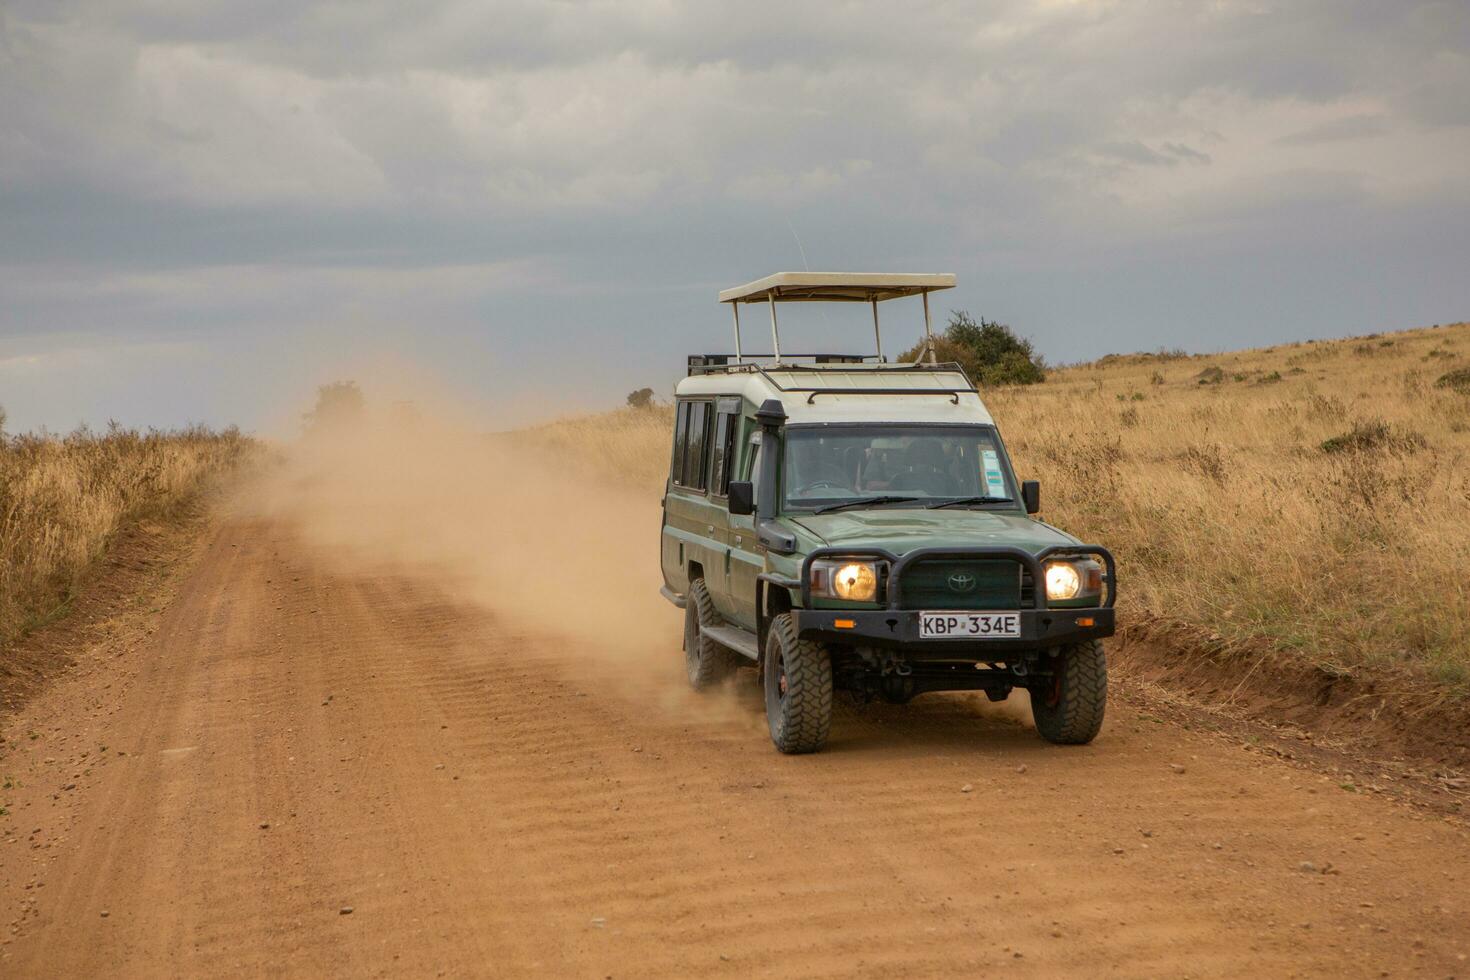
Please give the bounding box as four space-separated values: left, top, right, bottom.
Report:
919 612 1021 639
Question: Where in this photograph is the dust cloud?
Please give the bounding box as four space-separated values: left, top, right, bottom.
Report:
251 412 668 656
241 393 777 732
242 386 1030 734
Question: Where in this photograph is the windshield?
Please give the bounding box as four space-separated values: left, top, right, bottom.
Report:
781 425 1017 511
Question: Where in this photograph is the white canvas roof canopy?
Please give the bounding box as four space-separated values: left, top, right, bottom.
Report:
718 272 956 364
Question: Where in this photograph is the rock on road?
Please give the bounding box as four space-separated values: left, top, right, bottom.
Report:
1 515 1466 977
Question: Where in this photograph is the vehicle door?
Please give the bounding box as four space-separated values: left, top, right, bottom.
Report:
724 422 765 631
662 398 724 597
703 398 743 618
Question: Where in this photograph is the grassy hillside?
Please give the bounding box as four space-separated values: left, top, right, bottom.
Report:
529 321 1470 701
991 321 1470 694
0 423 254 649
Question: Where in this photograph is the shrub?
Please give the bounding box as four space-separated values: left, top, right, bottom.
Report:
899 311 1046 386
302 381 365 435
1320 418 1425 455
1434 367 1470 393
626 387 655 408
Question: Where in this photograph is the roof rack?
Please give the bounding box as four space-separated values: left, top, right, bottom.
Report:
686 358 979 404
687 353 872 375
718 272 956 366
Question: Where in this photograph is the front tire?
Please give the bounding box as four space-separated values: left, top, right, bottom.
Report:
1030 640 1107 745
684 579 737 690
762 613 833 754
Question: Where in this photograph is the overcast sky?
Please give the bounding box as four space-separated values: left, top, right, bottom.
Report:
3 0 1468 433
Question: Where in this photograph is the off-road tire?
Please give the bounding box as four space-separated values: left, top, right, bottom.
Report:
684 579 737 691
762 613 833 754
1030 640 1107 745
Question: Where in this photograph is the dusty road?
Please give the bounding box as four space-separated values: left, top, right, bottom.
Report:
2 513 1467 978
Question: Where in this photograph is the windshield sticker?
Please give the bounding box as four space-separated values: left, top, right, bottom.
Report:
982 450 1006 497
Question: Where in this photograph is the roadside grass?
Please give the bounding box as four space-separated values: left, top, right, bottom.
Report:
0 423 254 650
530 321 1470 700
516 404 675 488
987 321 1470 695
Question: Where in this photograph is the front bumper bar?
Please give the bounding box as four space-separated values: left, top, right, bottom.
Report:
792 606 1113 652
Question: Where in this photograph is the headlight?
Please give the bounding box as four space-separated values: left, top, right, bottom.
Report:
1044 562 1081 600
810 559 880 602
1044 559 1103 601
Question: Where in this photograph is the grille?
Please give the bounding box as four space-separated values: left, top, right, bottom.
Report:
897 559 1023 610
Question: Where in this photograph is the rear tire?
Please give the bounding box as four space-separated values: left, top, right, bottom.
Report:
1030 640 1107 745
684 579 737 691
762 613 833 754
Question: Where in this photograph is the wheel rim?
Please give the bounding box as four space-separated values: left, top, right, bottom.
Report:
764 641 787 729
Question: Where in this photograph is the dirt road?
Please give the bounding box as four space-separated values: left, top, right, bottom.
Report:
2 513 1467 977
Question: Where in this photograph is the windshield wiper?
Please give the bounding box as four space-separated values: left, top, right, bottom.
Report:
926 495 1013 509
813 495 924 515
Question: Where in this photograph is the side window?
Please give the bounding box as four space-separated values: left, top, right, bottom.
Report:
710 401 740 496
683 401 711 491
670 401 691 487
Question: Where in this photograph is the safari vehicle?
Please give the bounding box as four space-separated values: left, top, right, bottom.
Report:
659 273 1116 754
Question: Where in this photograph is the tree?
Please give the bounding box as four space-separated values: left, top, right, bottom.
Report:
302 381 365 434
626 387 655 408
900 311 1046 386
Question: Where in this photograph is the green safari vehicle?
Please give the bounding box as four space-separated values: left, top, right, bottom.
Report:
660 273 1116 754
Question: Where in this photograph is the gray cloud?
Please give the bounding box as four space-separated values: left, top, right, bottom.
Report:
1 0 1468 432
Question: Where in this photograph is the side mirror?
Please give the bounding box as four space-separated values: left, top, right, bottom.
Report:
727 480 755 516
1021 480 1041 515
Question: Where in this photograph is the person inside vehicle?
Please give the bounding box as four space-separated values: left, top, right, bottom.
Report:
787 437 855 498
887 439 959 496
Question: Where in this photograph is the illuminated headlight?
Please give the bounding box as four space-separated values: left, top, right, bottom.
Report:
1044 560 1103 601
810 559 880 602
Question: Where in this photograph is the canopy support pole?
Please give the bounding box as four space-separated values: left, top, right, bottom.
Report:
768 292 781 361
922 290 936 364
731 303 743 363
871 297 883 362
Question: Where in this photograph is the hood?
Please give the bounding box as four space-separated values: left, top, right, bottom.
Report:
789 508 1077 556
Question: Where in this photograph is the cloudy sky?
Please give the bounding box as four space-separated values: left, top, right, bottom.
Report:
2 0 1468 433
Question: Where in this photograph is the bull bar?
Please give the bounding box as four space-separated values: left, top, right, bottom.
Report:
788 544 1117 651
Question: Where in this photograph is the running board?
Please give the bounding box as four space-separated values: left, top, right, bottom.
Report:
702 624 760 661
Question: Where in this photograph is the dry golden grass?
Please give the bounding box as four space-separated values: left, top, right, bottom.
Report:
516 404 676 488
528 321 1470 696
0 423 254 648
989 321 1470 693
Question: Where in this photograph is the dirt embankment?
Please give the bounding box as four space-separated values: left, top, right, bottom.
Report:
1 423 1467 976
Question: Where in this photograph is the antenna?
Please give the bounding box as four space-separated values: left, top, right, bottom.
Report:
784 218 810 271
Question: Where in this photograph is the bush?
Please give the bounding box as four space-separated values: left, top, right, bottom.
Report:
1320 418 1425 455
1434 367 1470 393
302 381 365 435
899 311 1045 386
626 387 655 408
